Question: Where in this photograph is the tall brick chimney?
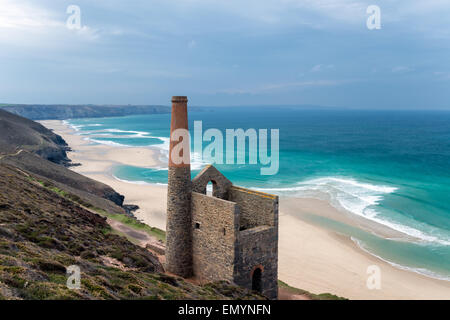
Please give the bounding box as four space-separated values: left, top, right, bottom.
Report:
165 96 193 277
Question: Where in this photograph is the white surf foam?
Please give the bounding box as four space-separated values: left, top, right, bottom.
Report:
64 120 102 131
86 138 131 147
256 177 450 246
191 150 210 171
351 237 450 281
133 135 208 170
112 175 167 186
83 131 170 149
100 129 151 138
142 136 170 164
84 123 103 127
112 175 152 185
64 120 85 132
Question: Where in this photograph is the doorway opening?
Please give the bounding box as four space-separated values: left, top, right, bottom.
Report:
251 267 262 293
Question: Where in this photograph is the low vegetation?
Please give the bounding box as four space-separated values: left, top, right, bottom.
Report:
28 176 166 242
278 280 347 300
0 164 263 300
100 212 166 242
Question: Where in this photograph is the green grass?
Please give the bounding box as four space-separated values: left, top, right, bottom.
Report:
278 280 347 300
48 186 68 197
106 228 141 246
98 211 166 242
29 175 166 242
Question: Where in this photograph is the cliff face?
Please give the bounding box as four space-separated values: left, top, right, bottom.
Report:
0 104 170 120
0 164 262 299
0 109 70 165
0 109 125 208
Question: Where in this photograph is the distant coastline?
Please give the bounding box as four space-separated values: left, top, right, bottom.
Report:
0 104 170 120
41 119 450 300
0 103 226 120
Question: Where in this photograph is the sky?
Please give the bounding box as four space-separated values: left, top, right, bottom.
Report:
0 0 449 109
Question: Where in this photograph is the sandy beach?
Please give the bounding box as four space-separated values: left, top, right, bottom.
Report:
41 120 450 300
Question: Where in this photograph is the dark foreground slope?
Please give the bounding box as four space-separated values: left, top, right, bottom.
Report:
0 164 263 300
0 104 170 120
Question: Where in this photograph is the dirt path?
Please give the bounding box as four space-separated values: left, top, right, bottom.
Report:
278 288 311 300
107 218 164 249
0 149 24 160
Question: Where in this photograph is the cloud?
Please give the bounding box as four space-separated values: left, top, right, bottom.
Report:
392 66 414 73
285 0 369 22
0 0 103 46
0 1 449 107
0 0 62 29
433 71 450 80
188 40 197 49
218 79 348 95
311 64 335 72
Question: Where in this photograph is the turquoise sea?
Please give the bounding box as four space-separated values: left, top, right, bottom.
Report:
67 108 450 281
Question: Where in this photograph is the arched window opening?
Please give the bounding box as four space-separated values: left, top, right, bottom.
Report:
206 180 217 197
206 181 213 196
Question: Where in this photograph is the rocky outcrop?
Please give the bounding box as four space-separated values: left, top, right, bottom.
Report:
0 109 71 165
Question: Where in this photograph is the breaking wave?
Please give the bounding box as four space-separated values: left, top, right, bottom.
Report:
257 177 450 246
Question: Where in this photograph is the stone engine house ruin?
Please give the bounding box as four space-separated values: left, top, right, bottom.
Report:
165 96 279 299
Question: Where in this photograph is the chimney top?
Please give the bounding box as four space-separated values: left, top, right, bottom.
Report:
172 96 188 103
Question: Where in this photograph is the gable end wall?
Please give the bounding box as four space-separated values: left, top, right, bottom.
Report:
190 192 239 283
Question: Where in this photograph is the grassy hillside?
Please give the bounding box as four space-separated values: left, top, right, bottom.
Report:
278 280 347 300
0 163 263 300
0 151 125 209
0 109 126 211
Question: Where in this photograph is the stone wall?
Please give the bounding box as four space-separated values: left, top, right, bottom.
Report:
191 165 233 199
191 192 239 283
229 186 278 230
234 226 279 299
165 166 193 277
167 163 279 299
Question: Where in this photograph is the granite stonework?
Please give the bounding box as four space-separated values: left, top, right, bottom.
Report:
165 166 193 278
191 192 238 282
166 96 279 299
169 165 279 299
192 165 232 199
229 186 278 230
235 225 278 299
